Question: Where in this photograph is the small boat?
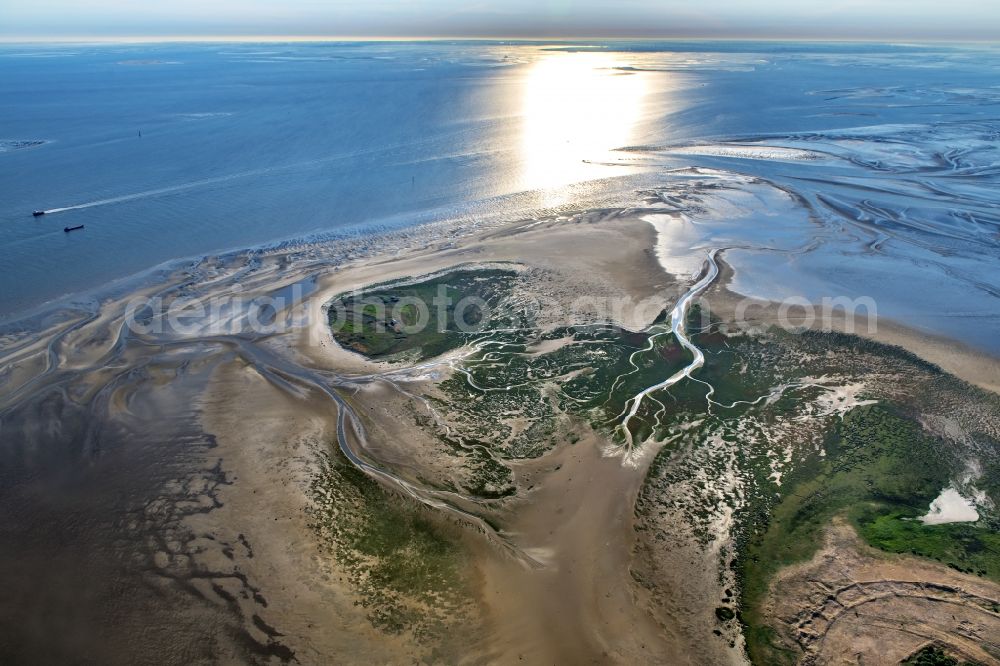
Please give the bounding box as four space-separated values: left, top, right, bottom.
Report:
32 210 45 217
64 225 84 233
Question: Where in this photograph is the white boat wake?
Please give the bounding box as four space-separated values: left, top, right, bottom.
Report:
40 170 272 214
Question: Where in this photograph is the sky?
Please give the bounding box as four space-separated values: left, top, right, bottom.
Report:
1 0 998 41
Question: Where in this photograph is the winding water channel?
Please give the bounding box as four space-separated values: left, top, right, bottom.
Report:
618 249 720 447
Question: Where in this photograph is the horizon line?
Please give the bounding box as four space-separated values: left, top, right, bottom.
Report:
1 34 998 45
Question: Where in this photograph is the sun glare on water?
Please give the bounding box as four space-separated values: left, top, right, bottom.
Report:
520 52 649 198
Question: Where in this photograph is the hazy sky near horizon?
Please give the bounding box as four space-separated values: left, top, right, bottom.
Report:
1 0 998 40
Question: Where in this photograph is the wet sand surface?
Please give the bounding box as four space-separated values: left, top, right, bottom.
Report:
0 343 243 663
473 433 675 664
197 361 421 663
0 212 686 663
1 192 997 662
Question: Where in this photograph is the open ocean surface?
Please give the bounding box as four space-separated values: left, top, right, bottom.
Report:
1 41 999 350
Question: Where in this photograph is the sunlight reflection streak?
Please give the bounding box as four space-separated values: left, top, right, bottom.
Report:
520 53 648 199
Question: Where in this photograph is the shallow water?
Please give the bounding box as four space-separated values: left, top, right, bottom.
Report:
0 41 675 316
3 41 999 353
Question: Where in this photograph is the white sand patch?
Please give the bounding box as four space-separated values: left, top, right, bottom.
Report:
920 487 980 525
783 378 878 420
601 435 669 469
665 144 822 161
811 381 878 417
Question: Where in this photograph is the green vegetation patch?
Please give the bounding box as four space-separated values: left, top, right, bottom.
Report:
556 325 692 441
857 509 1000 580
328 268 521 361
307 445 473 643
462 447 516 498
427 320 694 463
632 311 1000 665
741 404 962 664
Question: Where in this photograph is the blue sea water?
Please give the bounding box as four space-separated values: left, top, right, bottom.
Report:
1 40 999 350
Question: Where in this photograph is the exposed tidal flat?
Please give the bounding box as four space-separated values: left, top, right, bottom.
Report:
1 41 1000 664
